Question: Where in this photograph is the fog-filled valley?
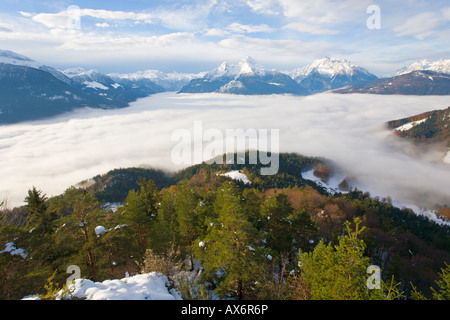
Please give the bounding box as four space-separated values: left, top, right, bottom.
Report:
1 92 449 214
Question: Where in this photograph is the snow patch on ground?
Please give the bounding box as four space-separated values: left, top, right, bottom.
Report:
394 118 427 131
95 224 127 237
83 81 109 90
62 272 182 300
0 242 28 259
220 170 251 184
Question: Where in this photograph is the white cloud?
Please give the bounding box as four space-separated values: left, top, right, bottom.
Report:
203 28 231 37
203 23 274 38
278 0 371 24
18 11 33 18
283 22 339 35
216 36 338 64
394 12 443 40
246 0 282 15
22 1 216 32
27 8 154 30
95 23 110 28
226 22 274 34
443 7 450 20
31 12 71 29
79 9 153 23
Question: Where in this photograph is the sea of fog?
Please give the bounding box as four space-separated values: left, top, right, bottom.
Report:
1 92 449 213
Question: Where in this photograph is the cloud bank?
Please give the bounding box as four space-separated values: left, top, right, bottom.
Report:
0 92 449 211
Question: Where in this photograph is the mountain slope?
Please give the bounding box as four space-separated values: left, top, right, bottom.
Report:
63 68 164 108
395 59 450 76
0 63 98 124
179 56 308 95
109 70 204 91
290 57 378 94
334 70 450 95
387 106 450 163
0 49 74 85
0 50 164 124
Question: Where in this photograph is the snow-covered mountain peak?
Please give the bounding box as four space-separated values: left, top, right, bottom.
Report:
62 68 103 78
0 50 74 84
307 57 355 76
0 49 42 69
396 58 450 76
290 57 373 81
207 56 268 79
237 56 267 76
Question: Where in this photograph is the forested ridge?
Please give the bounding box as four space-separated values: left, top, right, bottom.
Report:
1 153 449 300
388 106 450 148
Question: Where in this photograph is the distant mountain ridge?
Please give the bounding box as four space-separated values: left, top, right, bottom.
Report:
109 69 202 91
289 57 378 94
179 56 308 95
1 49 450 124
395 59 450 76
0 49 164 124
334 70 450 95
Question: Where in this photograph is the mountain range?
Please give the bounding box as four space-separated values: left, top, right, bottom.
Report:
289 57 378 94
394 59 450 76
178 56 309 95
0 50 163 124
177 56 378 95
334 70 450 95
1 48 450 124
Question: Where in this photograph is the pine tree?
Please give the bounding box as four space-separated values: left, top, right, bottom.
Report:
25 187 56 236
431 262 450 300
119 179 160 258
194 181 262 300
298 218 372 300
260 193 294 254
61 187 102 278
150 187 179 255
175 181 200 248
174 181 201 268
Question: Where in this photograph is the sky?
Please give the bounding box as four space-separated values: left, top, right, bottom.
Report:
0 0 450 75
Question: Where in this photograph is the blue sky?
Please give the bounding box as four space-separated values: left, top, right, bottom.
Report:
0 0 450 75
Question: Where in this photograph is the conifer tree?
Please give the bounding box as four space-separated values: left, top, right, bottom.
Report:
298 218 371 300
194 181 262 300
431 262 450 300
119 179 160 258
25 187 56 236
150 187 179 255
260 193 294 254
175 181 199 247
60 187 102 278
174 181 201 268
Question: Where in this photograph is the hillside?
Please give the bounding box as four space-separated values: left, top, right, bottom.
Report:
0 50 163 124
387 106 450 146
334 71 450 95
387 106 450 164
1 152 449 300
